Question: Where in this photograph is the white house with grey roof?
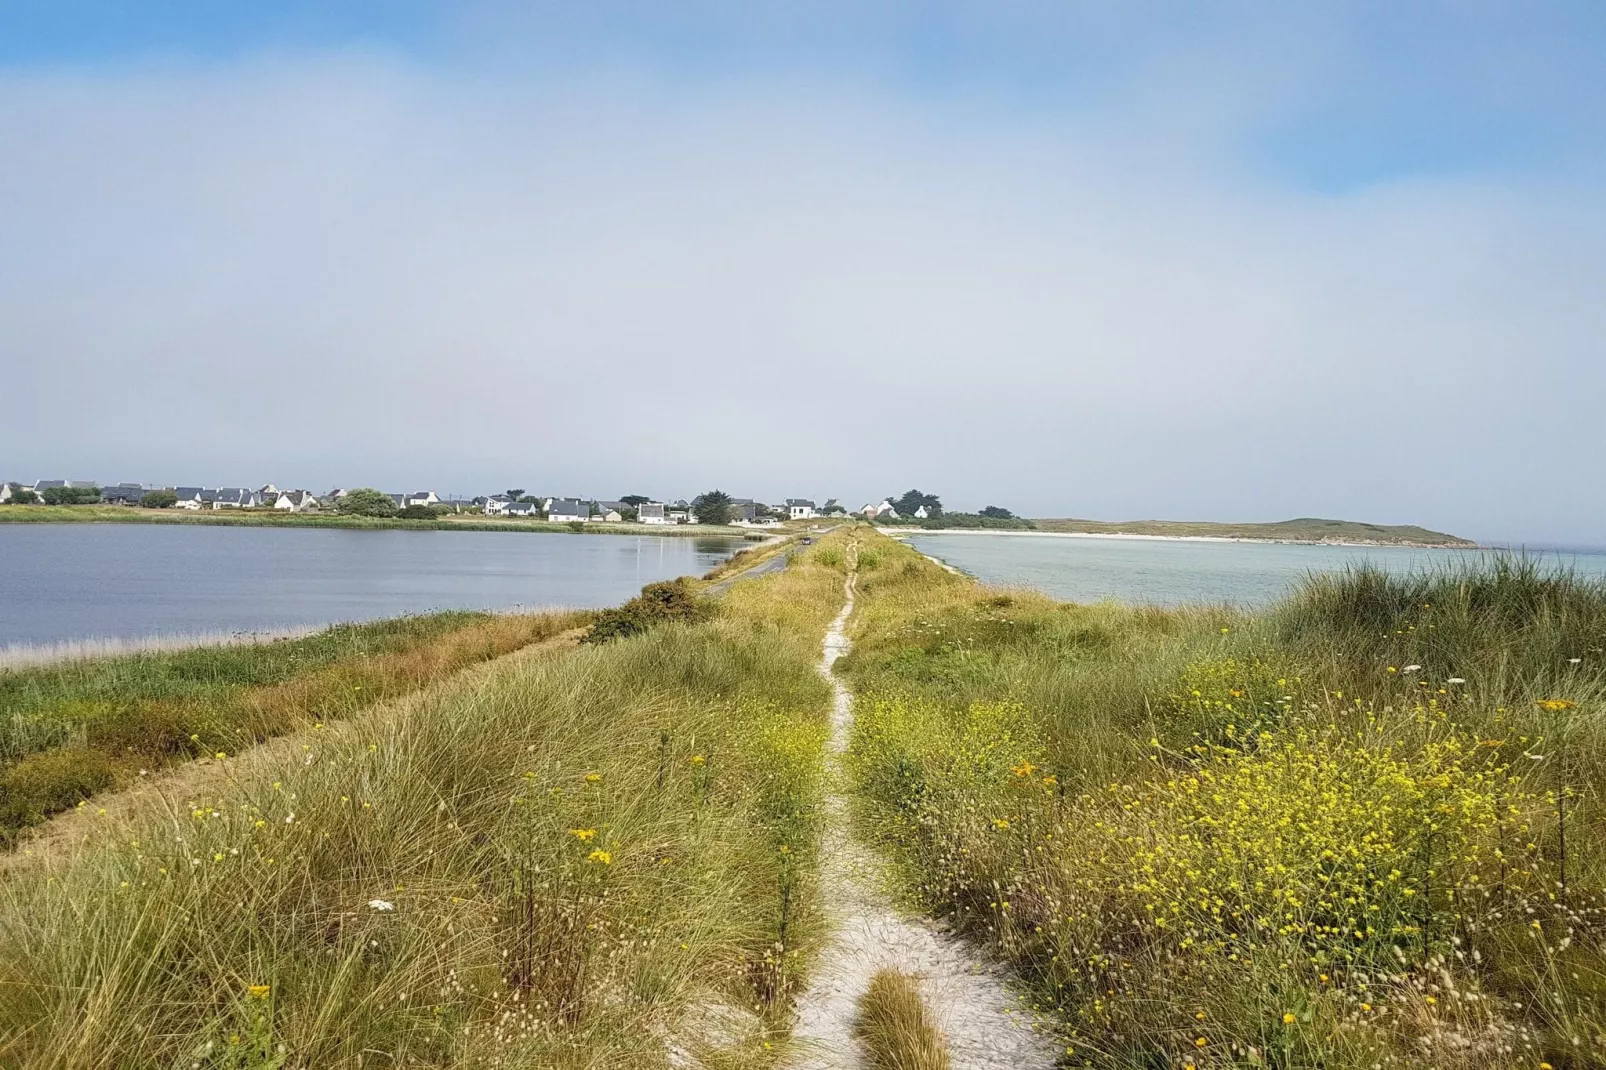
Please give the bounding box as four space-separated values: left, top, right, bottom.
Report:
786 498 817 520
637 502 667 524
547 498 587 521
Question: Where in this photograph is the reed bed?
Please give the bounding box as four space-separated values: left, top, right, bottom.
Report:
841 529 1606 1069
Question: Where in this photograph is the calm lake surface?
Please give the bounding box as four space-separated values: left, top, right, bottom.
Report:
901 533 1606 607
0 525 753 646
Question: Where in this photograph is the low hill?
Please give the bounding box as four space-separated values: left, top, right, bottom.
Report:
1031 516 1474 547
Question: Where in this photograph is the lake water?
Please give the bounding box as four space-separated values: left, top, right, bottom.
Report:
901 532 1606 607
0 524 753 647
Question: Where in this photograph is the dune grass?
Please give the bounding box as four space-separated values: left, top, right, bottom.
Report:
0 530 853 1069
854 968 951 1070
841 528 1606 1069
0 611 592 841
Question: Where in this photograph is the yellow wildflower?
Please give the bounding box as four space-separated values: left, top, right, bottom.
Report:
570 828 597 841
585 772 603 784
588 849 612 865
1282 1013 1296 1024
689 754 706 765
1536 699 1575 711
247 984 271 999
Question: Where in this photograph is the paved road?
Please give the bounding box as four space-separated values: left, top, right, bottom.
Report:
704 548 791 597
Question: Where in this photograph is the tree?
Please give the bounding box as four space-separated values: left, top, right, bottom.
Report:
337 488 398 518
41 485 101 505
620 495 651 507
692 489 734 526
979 505 1015 520
506 489 525 500
398 504 436 520
517 495 541 504
138 489 178 509
4 488 39 505
892 489 943 517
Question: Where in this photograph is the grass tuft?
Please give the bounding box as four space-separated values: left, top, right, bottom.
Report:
854 968 951 1070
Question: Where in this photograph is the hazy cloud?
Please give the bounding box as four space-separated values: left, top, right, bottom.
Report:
2 10 1603 541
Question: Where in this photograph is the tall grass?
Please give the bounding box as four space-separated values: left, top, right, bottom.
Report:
842 531 1606 1069
0 611 591 840
0 531 853 1068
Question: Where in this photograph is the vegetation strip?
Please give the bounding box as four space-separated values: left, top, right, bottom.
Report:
0 610 590 842
841 529 1605 1068
0 537 851 1068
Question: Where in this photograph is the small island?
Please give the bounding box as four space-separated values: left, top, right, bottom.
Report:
1030 516 1474 547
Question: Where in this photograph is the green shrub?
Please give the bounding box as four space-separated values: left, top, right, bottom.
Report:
138 489 178 509
584 579 711 644
336 488 398 518
0 747 117 834
398 504 435 520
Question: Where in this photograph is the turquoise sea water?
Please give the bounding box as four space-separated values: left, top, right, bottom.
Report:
900 533 1606 607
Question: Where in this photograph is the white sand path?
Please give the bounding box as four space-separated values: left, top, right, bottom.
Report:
781 553 1059 1070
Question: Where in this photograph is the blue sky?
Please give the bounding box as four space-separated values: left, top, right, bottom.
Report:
2 2 1604 540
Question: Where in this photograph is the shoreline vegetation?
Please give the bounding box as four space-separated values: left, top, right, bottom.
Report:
0 503 788 538
3 523 1599 1067
842 530 1605 1068
0 527 851 1068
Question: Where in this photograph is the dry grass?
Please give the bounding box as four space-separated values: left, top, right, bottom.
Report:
854 969 951 1070
0 529 858 1069
0 612 592 840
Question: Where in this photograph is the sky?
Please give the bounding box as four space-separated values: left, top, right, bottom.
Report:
2 2 1603 543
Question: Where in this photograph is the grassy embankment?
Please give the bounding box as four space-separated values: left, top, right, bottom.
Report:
841 529 1604 1068
1033 516 1474 546
0 504 781 538
0 530 854 1068
0 611 592 842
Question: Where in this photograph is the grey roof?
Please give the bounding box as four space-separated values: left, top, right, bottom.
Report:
33 480 65 490
786 499 816 508
637 502 665 517
100 485 145 502
548 497 586 517
174 487 206 500
214 488 253 504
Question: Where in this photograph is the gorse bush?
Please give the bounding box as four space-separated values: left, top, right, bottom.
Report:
583 578 709 644
844 532 1606 1070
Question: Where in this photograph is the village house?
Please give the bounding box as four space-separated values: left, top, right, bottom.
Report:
212 488 259 509
786 498 816 520
174 487 209 510
821 498 845 516
504 501 541 517
637 502 667 524
547 498 587 522
481 494 514 516
272 490 321 512
99 483 147 505
405 491 440 508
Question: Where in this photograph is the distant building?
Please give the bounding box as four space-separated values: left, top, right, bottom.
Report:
405 491 440 508
272 490 320 512
212 488 259 509
637 502 667 524
174 487 209 510
786 498 817 520
821 498 845 516
913 505 928 519
100 484 147 506
547 498 587 522
483 494 514 516
504 501 540 517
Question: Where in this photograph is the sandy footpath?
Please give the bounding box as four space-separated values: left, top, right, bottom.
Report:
781 559 1058 1070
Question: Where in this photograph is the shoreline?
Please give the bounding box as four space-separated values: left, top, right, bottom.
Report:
886 527 1480 550
0 506 789 539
